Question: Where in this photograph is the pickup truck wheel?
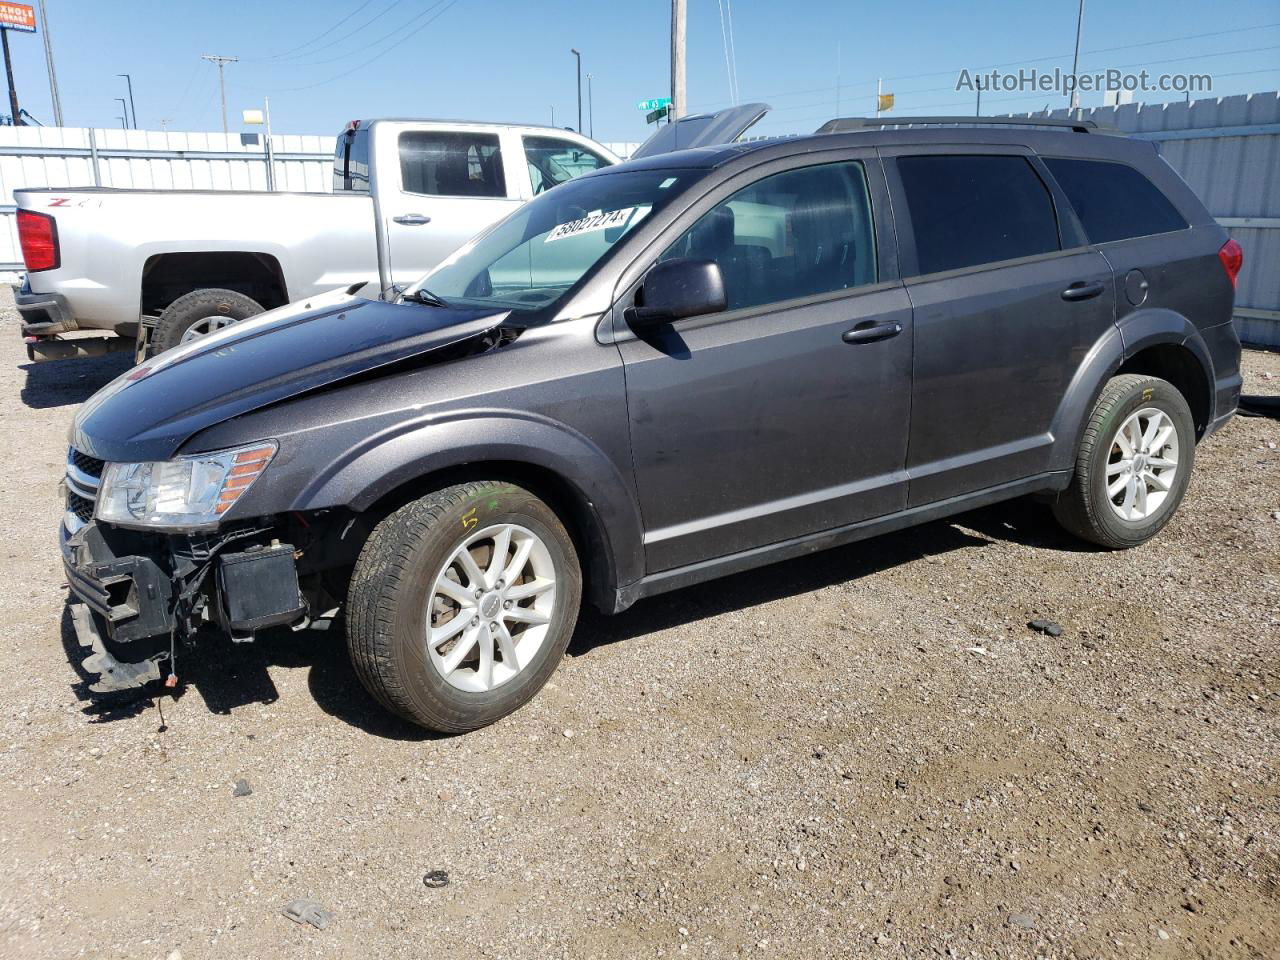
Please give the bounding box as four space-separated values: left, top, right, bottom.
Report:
1052 374 1195 549
346 482 582 733
148 288 264 356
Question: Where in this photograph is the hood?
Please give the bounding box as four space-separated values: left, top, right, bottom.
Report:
630 102 771 160
71 292 510 463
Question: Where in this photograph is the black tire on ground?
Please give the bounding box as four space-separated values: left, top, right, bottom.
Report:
148 288 264 356
346 482 582 733
1052 374 1196 549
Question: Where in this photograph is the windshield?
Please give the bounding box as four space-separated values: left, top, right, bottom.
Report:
407 169 695 313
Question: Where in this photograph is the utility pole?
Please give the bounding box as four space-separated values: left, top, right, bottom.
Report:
670 0 686 120
117 73 136 128
570 48 581 132
586 73 593 139
1 27 20 125
1069 0 1085 118
38 1 62 125
201 54 238 134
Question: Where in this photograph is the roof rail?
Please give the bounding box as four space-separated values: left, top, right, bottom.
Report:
815 115 1118 135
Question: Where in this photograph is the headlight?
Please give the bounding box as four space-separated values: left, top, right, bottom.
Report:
97 441 277 528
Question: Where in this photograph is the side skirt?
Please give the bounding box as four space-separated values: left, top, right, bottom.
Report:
612 471 1069 612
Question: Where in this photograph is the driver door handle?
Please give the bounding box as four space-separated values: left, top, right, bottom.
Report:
1061 280 1105 301
842 319 903 344
393 213 431 226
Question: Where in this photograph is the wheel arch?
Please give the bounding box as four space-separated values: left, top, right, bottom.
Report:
291 417 647 614
140 251 288 316
361 459 622 614
1049 309 1216 474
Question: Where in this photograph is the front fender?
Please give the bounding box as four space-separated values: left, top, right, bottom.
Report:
1047 308 1216 474
293 408 647 594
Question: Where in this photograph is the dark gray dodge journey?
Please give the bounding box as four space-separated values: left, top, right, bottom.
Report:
61 116 1243 732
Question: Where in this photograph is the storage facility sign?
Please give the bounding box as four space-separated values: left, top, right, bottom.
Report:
0 3 36 31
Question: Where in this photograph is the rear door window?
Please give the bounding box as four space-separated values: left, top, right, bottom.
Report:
659 160 877 312
1043 157 1188 244
399 131 507 198
896 155 1060 275
333 127 370 193
523 136 610 194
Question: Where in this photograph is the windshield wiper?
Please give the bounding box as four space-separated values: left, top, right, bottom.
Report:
403 287 450 308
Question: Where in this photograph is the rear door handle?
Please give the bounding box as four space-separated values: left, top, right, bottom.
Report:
842 320 903 344
1061 280 1105 302
393 213 431 226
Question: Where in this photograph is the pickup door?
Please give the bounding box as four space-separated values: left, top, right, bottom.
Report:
373 122 612 287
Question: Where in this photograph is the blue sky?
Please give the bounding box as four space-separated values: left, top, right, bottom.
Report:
6 0 1280 141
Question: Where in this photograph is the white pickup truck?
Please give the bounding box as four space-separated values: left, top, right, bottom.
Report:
13 119 617 361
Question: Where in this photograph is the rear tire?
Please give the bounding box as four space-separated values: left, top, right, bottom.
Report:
1052 374 1195 549
346 482 581 733
148 288 264 356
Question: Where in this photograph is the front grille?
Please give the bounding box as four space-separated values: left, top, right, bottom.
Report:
64 447 103 533
68 490 96 523
70 449 105 479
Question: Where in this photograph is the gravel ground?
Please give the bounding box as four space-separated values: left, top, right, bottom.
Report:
1 289 1277 960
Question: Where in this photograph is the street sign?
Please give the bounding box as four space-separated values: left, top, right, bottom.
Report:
646 105 670 125
637 97 672 112
0 3 35 32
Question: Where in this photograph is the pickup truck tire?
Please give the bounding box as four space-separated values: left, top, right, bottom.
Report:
347 481 582 733
1052 374 1195 549
148 288 265 356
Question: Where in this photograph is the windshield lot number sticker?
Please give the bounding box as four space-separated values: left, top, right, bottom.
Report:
545 207 637 243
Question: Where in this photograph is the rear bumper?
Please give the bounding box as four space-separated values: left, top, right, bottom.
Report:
15 279 77 336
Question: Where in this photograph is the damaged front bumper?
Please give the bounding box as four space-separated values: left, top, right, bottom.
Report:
62 519 307 692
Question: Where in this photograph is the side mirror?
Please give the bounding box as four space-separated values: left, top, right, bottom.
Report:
628 258 726 328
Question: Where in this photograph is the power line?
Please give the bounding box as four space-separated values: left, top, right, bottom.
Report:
687 19 1280 113
715 0 735 104
261 0 450 71
725 0 741 105
248 0 383 62
248 0 413 65
264 0 462 93
741 39 1280 121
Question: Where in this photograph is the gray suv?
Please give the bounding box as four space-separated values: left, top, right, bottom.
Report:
62 117 1243 732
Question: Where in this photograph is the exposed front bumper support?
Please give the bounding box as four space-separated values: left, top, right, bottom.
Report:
68 601 163 693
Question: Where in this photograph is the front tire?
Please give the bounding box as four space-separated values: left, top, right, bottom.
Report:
1052 374 1196 549
346 482 582 733
148 288 264 356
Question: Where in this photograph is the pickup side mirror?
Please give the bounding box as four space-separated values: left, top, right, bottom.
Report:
628 258 727 328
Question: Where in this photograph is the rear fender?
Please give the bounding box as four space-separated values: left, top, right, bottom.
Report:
1048 308 1215 473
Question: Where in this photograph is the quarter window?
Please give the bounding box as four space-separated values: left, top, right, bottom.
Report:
1043 157 1187 244
897 155 1060 275
523 136 610 194
660 160 877 312
399 131 507 198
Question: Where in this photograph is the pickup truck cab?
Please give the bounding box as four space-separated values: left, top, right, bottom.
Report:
60 116 1242 734
14 120 616 361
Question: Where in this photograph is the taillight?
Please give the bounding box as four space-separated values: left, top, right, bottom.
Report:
17 210 59 272
1218 237 1243 289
